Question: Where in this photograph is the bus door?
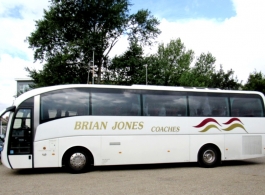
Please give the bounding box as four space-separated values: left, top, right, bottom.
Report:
8 108 33 169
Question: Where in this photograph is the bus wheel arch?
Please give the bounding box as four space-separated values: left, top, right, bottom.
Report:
62 146 94 173
198 144 221 168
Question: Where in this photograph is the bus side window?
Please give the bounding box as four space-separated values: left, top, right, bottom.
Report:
143 94 185 117
131 103 140 116
56 109 61 118
230 97 265 117
231 100 241 116
77 107 85 116
150 105 166 116
208 96 228 117
158 106 166 116
252 100 264 117
200 97 211 116
91 91 140 116
244 108 254 117
40 88 90 123
190 96 228 116
243 100 262 117
189 96 200 116
42 108 49 121
96 107 105 115
143 103 149 116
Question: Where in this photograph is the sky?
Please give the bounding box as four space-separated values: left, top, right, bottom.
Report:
0 0 265 111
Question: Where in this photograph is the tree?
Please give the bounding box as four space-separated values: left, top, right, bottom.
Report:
146 39 194 86
179 53 241 89
26 0 160 87
104 40 146 85
211 65 241 89
179 52 216 87
243 71 265 93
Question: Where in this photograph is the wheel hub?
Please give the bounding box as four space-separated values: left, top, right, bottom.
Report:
69 153 87 170
203 150 215 163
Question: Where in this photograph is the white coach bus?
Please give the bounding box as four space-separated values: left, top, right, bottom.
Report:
1 84 265 173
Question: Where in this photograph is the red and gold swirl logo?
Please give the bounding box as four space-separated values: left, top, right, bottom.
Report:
193 118 247 133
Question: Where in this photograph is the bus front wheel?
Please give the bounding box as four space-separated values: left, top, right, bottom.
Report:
65 149 90 173
198 146 220 168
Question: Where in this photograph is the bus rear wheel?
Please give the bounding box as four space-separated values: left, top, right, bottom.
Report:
66 149 90 173
198 146 220 168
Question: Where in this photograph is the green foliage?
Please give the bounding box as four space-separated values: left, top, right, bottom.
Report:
104 40 146 85
211 66 241 89
26 0 244 90
105 37 241 89
243 71 265 93
179 53 241 89
146 39 194 86
26 0 160 86
127 10 161 46
26 53 88 88
179 52 215 87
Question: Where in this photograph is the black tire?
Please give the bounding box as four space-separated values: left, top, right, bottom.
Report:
65 149 90 173
198 146 220 168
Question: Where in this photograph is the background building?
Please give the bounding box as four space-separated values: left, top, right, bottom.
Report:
0 117 8 134
15 78 34 96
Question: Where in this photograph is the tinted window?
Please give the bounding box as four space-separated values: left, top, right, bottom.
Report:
231 97 264 117
40 88 265 120
40 88 89 123
143 94 187 116
40 88 141 121
91 90 140 116
189 95 229 117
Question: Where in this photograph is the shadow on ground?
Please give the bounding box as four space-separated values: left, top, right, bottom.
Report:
7 158 261 175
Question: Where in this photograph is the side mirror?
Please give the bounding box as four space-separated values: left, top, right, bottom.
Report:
0 134 5 142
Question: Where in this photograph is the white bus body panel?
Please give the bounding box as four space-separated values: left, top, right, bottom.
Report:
58 136 102 166
225 134 265 160
100 135 189 165
34 139 59 168
224 134 242 160
35 136 190 166
33 115 265 167
34 116 187 166
8 155 32 169
189 135 224 162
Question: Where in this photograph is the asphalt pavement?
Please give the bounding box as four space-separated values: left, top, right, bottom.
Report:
1 157 265 195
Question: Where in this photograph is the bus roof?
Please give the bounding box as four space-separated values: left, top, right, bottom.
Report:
12 84 264 108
